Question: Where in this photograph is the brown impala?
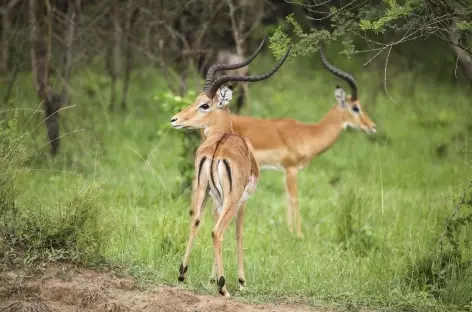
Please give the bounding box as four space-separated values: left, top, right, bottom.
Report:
171 37 291 297
200 45 377 238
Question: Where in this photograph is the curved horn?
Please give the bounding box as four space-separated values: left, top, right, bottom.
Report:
203 36 267 92
319 45 358 101
206 44 292 99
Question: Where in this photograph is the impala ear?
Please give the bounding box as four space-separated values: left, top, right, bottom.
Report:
216 86 233 108
334 85 347 107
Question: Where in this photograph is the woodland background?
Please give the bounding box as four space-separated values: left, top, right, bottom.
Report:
1 1 472 311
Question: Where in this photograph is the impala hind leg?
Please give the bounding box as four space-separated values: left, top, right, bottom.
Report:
179 183 208 282
210 200 219 283
212 200 238 297
235 202 247 291
285 166 303 238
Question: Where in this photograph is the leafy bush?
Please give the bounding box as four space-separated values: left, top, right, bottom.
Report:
0 119 109 266
12 183 109 265
155 90 200 197
0 118 28 234
406 184 472 307
335 189 377 256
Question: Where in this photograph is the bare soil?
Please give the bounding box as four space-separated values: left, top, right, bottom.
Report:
0 264 332 312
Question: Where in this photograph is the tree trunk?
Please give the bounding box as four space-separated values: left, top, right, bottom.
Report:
29 0 59 155
60 0 78 107
448 6 472 85
1 10 11 72
121 2 136 110
0 0 20 72
29 0 77 156
107 3 121 111
448 40 472 85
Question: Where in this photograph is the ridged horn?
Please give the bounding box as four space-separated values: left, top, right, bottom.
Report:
319 45 358 101
206 44 292 99
203 36 267 92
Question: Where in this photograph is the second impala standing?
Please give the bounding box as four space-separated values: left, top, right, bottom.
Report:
201 45 377 237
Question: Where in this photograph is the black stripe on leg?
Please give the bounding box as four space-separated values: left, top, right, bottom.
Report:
197 156 206 186
222 159 232 192
208 134 228 201
209 159 221 199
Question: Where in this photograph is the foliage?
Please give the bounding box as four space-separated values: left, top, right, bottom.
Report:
0 120 109 266
1 49 472 311
406 183 472 307
270 0 472 63
269 13 340 58
155 90 200 197
4 183 109 265
335 189 377 257
0 118 28 235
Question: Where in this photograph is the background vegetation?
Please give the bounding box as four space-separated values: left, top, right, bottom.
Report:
1 1 472 311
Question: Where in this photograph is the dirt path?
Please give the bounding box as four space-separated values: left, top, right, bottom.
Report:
0 264 330 312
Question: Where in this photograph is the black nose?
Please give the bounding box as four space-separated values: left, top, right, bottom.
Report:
171 117 177 123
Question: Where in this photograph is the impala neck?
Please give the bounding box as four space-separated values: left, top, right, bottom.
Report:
204 107 234 137
305 105 345 156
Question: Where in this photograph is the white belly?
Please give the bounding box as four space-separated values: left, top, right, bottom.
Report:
259 164 284 172
254 150 285 172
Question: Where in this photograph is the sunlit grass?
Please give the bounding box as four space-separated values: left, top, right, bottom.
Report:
2 48 472 311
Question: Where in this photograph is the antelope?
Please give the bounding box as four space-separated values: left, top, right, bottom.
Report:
170 37 291 297
200 46 377 238
197 49 250 113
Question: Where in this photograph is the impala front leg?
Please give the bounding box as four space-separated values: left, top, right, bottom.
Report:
285 166 303 238
179 183 208 282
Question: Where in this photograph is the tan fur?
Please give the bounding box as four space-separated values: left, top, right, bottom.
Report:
171 91 259 297
200 93 376 237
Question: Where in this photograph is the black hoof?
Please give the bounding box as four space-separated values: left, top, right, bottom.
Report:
217 276 226 294
178 263 188 282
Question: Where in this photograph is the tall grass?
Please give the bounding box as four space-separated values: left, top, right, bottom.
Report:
1 44 471 311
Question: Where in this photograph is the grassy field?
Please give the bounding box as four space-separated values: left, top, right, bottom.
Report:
1 44 472 311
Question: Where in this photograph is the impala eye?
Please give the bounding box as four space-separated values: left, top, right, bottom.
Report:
352 105 360 113
199 103 210 110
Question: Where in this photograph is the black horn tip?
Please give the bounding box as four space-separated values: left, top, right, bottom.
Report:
260 35 267 46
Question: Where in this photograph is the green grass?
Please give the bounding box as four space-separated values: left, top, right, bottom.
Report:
1 47 472 311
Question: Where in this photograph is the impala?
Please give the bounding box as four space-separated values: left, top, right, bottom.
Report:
171 37 291 297
200 45 377 238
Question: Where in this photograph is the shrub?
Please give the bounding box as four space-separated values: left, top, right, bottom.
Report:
406 183 472 308
0 119 109 266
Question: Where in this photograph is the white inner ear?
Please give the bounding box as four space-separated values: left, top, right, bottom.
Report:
216 86 233 108
334 88 346 107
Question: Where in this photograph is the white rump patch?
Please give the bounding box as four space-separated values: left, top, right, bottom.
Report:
240 175 257 204
217 160 225 201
